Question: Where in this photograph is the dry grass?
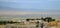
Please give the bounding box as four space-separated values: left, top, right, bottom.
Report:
0 25 5 28
47 21 60 28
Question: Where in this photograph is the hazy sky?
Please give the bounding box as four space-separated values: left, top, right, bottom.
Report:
0 0 60 18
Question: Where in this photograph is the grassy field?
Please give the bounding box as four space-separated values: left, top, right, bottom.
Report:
0 25 5 28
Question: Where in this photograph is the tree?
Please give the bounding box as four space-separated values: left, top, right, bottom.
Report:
44 17 54 22
36 21 39 27
26 19 30 21
52 19 55 21
41 17 44 20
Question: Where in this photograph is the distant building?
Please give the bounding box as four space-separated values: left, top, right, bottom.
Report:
12 18 21 22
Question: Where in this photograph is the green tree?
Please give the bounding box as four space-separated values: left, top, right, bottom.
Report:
36 21 39 27
52 19 55 21
26 19 30 21
43 17 55 22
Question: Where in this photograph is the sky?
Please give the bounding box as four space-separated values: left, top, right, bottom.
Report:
0 0 60 19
